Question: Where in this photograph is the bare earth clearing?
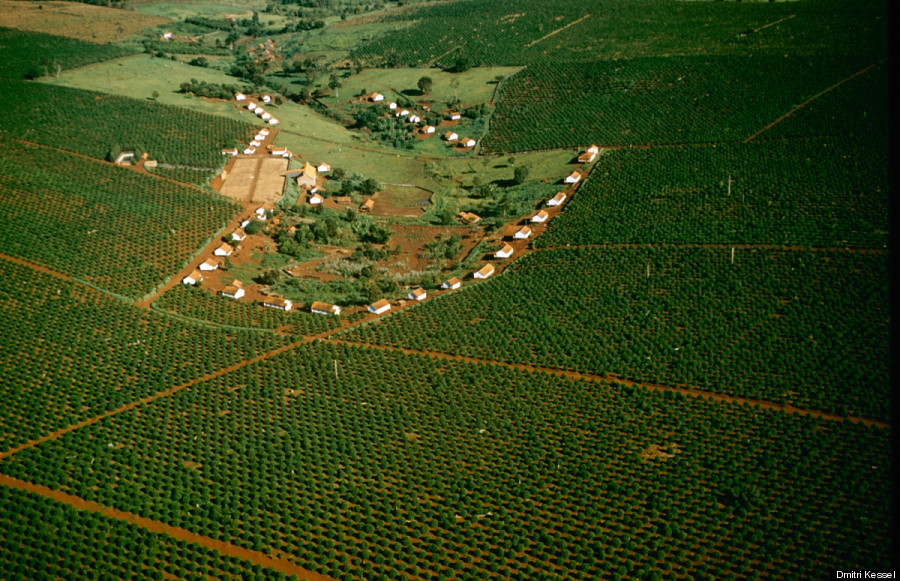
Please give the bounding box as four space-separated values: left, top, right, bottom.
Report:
0 0 170 43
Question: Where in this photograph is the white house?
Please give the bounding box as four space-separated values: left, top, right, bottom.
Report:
368 299 391 315
531 210 549 223
442 277 462 290
270 147 288 157
408 114 421 123
235 93 247 101
259 128 270 136
578 150 597 164
231 228 246 242
459 137 476 148
514 225 532 239
369 92 384 102
199 259 219 271
397 109 410 117
309 193 324 205
311 301 341 315
221 281 245 299
243 147 256 155
222 148 238 156
388 102 398 110
214 243 235 257
261 112 272 121
443 131 459 142
495 243 514 259
247 102 258 111
473 264 495 279
268 118 279 125
408 288 427 301
262 95 272 103
263 298 292 311
447 112 461 121
182 269 203 285
420 125 436 134
317 163 330 173
250 140 261 147
565 170 582 184
548 192 567 206
162 32 174 40
254 133 266 141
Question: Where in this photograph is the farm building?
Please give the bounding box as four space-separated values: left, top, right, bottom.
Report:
260 128 270 136
247 102 257 111
270 147 289 157
473 264 495 279
231 229 246 242
235 92 246 101
459 137 476 148
263 297 292 311
565 170 583 184
250 140 261 147
360 198 375 212
532 210 549 223
408 288 427 301
309 193 324 205
262 95 271 103
199 259 219 271
317 163 330 173
311 301 341 315
388 102 398 110
261 112 272 121
214 243 235 257
222 148 238 156
548 192 567 206
397 109 410 117
443 131 459 142
460 212 481 224
408 115 421 123
182 269 203 285
447 112 461 121
495 243 514 259
294 162 318 190
369 92 384 102
221 280 245 300
442 277 462 290
578 150 597 164
420 125 436 134
514 225 532 239
368 299 391 315
268 118 279 125
255 133 267 141
255 207 268 220
243 147 256 155
335 196 352 206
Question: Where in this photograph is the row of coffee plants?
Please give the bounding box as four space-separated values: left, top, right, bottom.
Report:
535 138 889 249
156 284 343 336
0 485 292 580
0 138 237 298
343 246 889 419
480 54 877 153
0 27 133 80
352 0 883 67
0 259 289 453
150 166 218 187
0 79 253 168
1 342 889 579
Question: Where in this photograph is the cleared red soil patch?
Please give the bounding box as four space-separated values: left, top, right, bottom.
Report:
388 224 480 271
0 474 334 581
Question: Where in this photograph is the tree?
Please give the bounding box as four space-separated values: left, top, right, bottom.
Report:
514 165 530 185
417 76 433 95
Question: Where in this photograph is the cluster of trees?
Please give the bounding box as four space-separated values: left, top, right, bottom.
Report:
179 79 246 100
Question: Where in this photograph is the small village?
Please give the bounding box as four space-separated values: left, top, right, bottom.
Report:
177 90 599 320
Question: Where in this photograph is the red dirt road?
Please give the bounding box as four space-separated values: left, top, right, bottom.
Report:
0 473 335 581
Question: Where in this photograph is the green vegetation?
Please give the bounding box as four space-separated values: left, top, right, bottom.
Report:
536 138 889 249
342 247 889 419
0 342 890 579
0 486 295 580
0 28 134 80
0 259 288 453
0 138 237 298
0 79 252 167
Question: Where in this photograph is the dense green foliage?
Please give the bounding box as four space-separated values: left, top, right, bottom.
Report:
0 28 134 80
343 247 889 419
0 259 289 453
481 55 878 152
156 284 344 336
0 138 237 298
536 138 889 248
0 343 889 579
0 79 253 167
0 486 292 580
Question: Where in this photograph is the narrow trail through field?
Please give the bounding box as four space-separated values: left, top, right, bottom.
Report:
753 14 796 33
524 14 592 48
744 59 886 143
326 339 889 429
0 252 72 281
0 474 335 581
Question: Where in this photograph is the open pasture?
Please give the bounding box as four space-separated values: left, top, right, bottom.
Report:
0 1 169 43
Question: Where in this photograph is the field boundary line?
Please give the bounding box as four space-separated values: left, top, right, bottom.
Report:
0 339 307 462
0 473 335 581
534 243 889 254
753 14 795 33
744 59 886 143
0 252 72 281
524 14 592 49
327 339 889 428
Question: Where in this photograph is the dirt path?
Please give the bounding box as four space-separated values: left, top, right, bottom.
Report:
327 339 889 429
0 473 334 581
744 59 886 143
524 14 592 48
753 14 796 33
0 252 72 281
